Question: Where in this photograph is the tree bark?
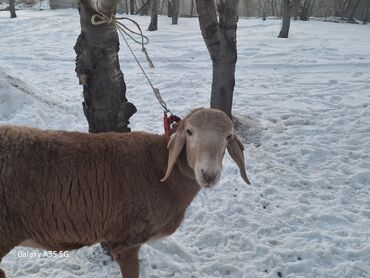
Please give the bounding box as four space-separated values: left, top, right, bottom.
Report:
343 0 354 16
74 0 136 133
190 0 195 16
278 0 291 38
293 0 299 19
148 0 158 31
196 0 238 119
9 0 16 18
271 0 276 16
136 0 150 15
117 0 125 13
348 0 361 21
168 0 173 17
364 0 370 24
299 0 309 21
334 0 361 22
130 0 135 14
172 0 179 24
262 0 268 19
308 0 316 18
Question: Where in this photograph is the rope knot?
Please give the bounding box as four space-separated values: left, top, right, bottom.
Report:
91 14 114 25
91 10 154 69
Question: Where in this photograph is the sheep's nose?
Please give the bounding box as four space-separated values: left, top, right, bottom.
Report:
201 169 217 184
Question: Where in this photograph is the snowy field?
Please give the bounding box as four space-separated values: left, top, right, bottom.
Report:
1 9 370 278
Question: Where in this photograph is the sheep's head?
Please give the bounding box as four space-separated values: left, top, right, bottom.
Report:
161 108 250 187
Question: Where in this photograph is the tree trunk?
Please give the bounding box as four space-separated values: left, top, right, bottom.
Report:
172 0 179 24
117 0 125 13
130 0 135 14
335 0 347 16
308 0 316 18
364 0 370 24
190 0 195 16
299 0 309 21
136 0 150 15
9 0 16 18
293 0 299 19
211 60 236 119
348 0 361 21
148 0 158 31
168 0 173 17
278 0 291 38
74 0 136 133
335 0 359 20
271 0 276 16
196 0 238 119
343 0 354 17
262 0 267 19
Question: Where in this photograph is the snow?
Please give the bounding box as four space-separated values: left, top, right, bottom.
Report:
1 9 370 278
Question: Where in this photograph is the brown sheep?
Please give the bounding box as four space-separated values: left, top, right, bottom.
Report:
0 108 250 278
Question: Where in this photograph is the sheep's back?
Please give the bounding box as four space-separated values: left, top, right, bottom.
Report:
0 126 170 246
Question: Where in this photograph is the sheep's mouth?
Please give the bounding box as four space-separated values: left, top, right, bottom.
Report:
195 174 221 189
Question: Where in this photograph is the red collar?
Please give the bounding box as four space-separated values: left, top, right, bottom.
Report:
163 112 181 143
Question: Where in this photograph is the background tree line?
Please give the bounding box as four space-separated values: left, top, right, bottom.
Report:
2 0 369 23
50 0 370 23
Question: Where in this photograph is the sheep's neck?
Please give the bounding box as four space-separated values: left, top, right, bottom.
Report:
172 163 200 212
177 147 195 181
157 136 200 211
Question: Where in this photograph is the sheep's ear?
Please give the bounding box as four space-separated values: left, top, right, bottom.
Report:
161 125 186 182
227 134 251 185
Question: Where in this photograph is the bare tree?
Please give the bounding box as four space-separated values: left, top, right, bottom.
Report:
151 0 368 19
348 0 361 21
168 0 173 17
9 0 16 18
195 0 239 118
136 0 150 15
74 0 136 133
172 0 179 24
190 0 195 16
262 0 268 19
125 0 129 14
299 0 310 20
148 0 158 30
117 0 128 13
293 0 299 19
278 0 292 38
130 0 135 14
271 0 276 16
307 0 317 19
364 0 370 24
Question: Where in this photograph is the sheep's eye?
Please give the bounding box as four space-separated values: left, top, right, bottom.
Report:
186 129 193 136
227 134 233 141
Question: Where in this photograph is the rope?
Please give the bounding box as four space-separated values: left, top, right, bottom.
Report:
90 4 172 114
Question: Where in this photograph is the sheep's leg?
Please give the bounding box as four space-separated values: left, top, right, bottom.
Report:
112 245 140 278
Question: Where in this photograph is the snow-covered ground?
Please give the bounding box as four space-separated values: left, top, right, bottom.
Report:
1 9 370 278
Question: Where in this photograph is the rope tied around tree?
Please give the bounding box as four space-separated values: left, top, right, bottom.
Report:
90 2 181 141
91 13 154 68
90 5 174 115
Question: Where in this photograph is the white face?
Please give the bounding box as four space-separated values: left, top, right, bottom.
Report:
184 125 233 188
161 108 250 186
